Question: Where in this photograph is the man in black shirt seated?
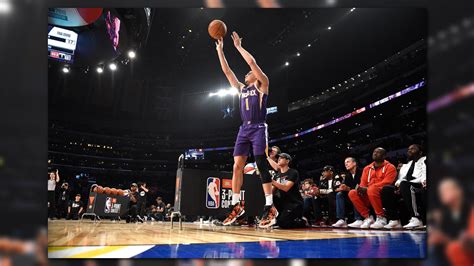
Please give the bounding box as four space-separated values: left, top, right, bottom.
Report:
66 194 83 220
126 183 143 223
314 165 338 225
270 153 309 229
155 197 166 222
332 157 363 227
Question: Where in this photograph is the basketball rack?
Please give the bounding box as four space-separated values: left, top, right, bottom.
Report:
170 211 183 229
80 184 101 223
80 212 101 222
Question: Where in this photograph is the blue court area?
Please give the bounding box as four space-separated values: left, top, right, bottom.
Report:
134 231 426 259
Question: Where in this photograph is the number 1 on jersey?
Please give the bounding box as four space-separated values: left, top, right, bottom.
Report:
245 98 249 111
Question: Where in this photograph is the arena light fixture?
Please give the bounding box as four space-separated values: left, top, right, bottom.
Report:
217 89 227 97
296 52 301 57
285 61 290 66
0 0 12 14
128 50 136 59
96 66 104 74
327 26 332 30
109 63 117 71
229 87 239 96
350 8 356 12
209 87 240 97
62 66 70 73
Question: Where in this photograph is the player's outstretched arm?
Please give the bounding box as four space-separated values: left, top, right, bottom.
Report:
267 157 280 171
216 38 244 90
232 32 269 94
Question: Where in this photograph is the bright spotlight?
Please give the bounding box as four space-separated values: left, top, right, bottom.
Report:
307 44 311 47
62 66 70 73
350 8 356 12
217 89 227 97
0 0 12 14
109 63 117 71
96 67 104 74
128 50 136 59
327 26 332 30
285 62 290 66
230 87 239 96
296 52 301 57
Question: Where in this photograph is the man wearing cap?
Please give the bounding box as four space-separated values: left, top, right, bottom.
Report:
270 153 308 228
313 165 338 225
348 147 397 229
126 183 143 223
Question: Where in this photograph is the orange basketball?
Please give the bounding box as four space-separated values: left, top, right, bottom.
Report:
110 188 117 195
103 187 111 194
119 189 126 196
208 20 227 40
96 186 104 194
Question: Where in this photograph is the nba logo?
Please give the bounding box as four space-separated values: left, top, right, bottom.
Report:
206 177 220 209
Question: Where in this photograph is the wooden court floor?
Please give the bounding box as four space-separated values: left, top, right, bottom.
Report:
48 220 427 258
48 220 365 246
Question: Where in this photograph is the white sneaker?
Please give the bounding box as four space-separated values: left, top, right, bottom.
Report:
360 216 375 229
384 220 402 229
332 219 348 228
348 219 364 228
370 216 387 229
403 217 423 229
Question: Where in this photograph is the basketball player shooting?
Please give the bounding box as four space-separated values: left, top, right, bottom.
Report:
215 31 277 228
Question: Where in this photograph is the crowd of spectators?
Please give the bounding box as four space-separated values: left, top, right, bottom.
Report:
47 172 173 223
265 144 427 230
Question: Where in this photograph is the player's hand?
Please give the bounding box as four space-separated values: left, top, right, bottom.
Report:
55 169 59 174
231 31 242 48
421 179 427 188
215 37 223 51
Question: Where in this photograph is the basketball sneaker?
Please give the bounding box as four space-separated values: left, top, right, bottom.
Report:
258 205 279 229
370 216 387 229
223 202 245 226
348 219 364 228
332 219 348 228
360 216 375 229
384 220 402 229
403 217 423 229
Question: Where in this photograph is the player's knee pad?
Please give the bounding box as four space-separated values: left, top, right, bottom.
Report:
255 155 272 184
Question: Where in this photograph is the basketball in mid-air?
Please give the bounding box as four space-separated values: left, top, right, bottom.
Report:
244 163 258 175
103 187 111 194
208 20 227 40
96 186 104 194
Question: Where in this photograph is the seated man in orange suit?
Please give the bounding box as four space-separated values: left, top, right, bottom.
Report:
348 147 397 229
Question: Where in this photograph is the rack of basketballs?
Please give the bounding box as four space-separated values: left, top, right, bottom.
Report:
90 184 128 196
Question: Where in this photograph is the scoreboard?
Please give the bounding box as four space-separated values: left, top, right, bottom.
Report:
48 26 78 63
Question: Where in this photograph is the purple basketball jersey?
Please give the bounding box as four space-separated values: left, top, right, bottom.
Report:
239 84 267 123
